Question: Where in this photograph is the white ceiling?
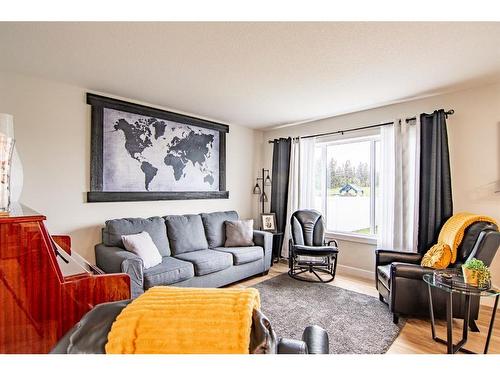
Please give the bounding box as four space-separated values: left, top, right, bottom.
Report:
1 22 500 129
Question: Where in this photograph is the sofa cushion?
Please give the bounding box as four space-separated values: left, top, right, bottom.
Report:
104 217 170 256
175 249 233 276
143 257 195 289
224 219 255 247
212 246 263 265
164 214 209 255
201 211 239 248
377 264 391 290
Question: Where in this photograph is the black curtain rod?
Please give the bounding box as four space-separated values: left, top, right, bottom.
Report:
268 109 454 143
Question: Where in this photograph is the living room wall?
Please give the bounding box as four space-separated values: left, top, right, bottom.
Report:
261 82 500 287
0 71 263 262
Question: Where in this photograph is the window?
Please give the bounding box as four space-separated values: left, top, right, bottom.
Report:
313 134 380 237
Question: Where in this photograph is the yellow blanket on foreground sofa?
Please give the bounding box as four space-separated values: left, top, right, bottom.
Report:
105 286 260 354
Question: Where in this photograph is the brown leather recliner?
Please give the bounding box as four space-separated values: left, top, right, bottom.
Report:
375 221 499 326
51 299 329 354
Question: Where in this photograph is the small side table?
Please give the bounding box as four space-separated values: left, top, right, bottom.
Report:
423 271 499 354
268 232 283 267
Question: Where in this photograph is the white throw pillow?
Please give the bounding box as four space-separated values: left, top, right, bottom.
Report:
121 231 162 269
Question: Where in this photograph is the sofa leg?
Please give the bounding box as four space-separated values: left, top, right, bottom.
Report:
261 270 269 276
393 314 399 324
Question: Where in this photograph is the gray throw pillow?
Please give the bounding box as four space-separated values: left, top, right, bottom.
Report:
224 219 254 247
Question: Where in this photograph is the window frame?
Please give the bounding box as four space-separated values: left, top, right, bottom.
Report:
315 131 380 241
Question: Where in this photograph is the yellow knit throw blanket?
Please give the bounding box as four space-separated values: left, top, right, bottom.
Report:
437 212 498 263
105 286 260 354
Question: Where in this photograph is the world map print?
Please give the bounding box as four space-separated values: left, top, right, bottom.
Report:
102 108 219 192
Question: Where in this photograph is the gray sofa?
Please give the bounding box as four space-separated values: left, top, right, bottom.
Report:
95 211 273 298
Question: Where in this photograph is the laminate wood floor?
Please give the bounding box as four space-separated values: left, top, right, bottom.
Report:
229 261 499 354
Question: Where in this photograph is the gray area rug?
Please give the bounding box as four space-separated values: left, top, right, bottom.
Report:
253 273 405 354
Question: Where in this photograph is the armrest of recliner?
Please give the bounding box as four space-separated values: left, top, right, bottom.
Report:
391 262 434 280
50 300 132 354
301 325 329 354
276 326 329 354
95 243 144 298
326 239 338 247
375 249 422 266
277 338 308 354
253 230 273 271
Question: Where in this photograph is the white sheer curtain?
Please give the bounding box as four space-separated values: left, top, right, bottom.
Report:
282 138 299 259
298 137 317 209
281 137 316 258
377 118 420 251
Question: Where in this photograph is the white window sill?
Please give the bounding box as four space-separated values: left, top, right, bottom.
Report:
325 231 377 246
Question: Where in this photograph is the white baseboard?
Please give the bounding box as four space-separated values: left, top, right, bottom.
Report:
337 264 374 281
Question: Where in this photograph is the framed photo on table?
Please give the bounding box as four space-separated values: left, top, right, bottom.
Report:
260 213 277 232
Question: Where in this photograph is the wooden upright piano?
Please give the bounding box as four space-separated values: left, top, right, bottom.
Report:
0 204 130 353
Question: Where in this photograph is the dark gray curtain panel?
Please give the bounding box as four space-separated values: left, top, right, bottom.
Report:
270 138 292 238
417 110 453 254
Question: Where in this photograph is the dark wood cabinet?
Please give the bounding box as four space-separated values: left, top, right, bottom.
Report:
0 204 130 353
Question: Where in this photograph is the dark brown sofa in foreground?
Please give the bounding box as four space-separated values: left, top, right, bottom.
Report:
51 299 329 354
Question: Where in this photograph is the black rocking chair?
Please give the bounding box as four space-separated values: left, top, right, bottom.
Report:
288 210 339 283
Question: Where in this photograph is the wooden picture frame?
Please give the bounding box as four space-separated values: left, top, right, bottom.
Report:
86 93 229 202
260 213 277 232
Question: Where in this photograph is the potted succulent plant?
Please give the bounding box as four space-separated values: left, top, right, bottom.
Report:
462 258 491 287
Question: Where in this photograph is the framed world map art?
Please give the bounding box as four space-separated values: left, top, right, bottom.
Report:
86 93 229 202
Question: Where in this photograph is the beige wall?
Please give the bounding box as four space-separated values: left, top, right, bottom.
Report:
262 82 500 286
1 69 499 286
0 71 262 263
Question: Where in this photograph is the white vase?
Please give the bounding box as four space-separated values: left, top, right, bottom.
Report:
0 135 15 212
0 114 23 202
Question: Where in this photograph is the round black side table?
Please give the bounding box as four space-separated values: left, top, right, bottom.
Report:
423 271 499 354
